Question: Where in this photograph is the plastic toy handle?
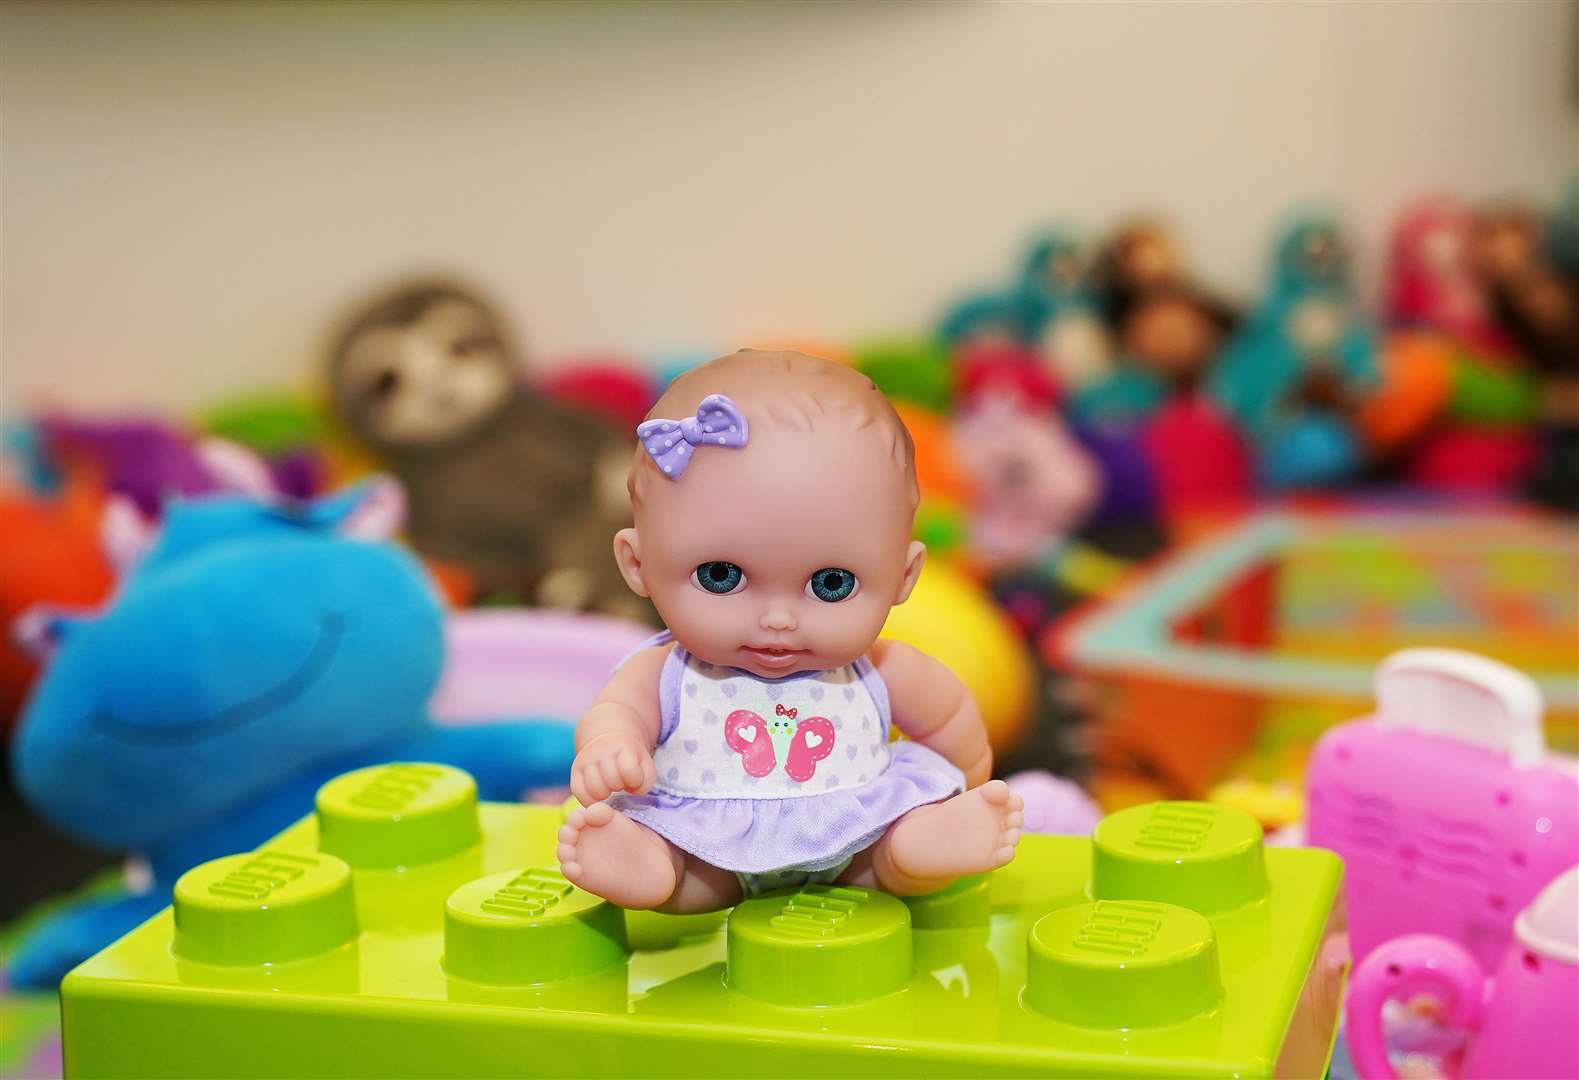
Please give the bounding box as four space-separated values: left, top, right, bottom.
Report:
1344 934 1486 1080
1374 648 1546 767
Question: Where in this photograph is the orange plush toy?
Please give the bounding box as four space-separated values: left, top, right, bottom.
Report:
0 475 116 730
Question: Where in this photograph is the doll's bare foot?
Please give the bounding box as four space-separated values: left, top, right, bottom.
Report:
556 802 677 909
884 780 1024 884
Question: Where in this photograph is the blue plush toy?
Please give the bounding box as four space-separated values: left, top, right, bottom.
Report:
1210 212 1380 489
7 479 576 988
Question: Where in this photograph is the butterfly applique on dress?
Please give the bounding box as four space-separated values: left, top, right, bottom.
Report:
725 703 836 783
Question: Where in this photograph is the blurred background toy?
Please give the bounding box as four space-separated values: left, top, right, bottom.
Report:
1384 196 1509 354
1090 216 1240 333
950 346 1100 570
1212 212 1380 490
1003 769 1103 835
327 279 649 617
6 479 577 988
537 355 658 431
1018 228 1114 391
938 290 1041 355
1092 216 1185 323
850 336 954 414
1050 511 1579 809
0 476 116 734
879 557 1035 756
431 608 652 726
34 415 283 514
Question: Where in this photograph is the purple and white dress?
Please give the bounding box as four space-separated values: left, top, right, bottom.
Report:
608 641 965 894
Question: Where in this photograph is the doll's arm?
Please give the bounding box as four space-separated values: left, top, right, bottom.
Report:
570 644 668 805
871 639 993 788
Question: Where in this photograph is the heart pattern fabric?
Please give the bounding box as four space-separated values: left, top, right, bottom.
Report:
648 647 889 799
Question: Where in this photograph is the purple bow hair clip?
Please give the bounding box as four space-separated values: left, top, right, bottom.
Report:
636 394 749 479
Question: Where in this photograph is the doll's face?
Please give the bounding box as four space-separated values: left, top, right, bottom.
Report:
618 422 921 679
337 297 514 447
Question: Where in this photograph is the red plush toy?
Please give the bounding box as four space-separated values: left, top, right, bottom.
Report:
538 359 658 431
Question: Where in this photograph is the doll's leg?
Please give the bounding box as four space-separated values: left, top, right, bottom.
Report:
845 779 1025 896
557 802 742 912
558 802 680 909
657 852 742 915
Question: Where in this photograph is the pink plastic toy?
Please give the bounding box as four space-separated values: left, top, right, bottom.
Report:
1306 648 1579 971
951 393 1099 570
430 608 653 724
1345 866 1579 1080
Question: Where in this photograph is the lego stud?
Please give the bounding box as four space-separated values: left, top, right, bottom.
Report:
1025 900 1223 1027
727 884 912 1007
316 762 481 869
443 866 628 986
903 873 991 931
1091 801 1268 916
173 849 358 966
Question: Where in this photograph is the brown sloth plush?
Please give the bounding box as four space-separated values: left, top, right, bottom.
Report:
328 279 654 622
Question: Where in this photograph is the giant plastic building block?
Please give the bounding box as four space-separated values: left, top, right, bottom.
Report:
63 763 1345 1078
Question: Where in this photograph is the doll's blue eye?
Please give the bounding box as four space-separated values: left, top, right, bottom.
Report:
692 561 745 595
806 567 857 603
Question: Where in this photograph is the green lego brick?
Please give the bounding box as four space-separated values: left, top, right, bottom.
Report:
62 764 1345 1078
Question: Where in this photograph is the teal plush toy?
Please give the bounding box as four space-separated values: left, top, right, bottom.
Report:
7 479 575 988
1210 212 1380 489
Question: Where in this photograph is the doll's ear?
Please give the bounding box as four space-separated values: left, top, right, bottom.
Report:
894 541 927 605
612 528 649 598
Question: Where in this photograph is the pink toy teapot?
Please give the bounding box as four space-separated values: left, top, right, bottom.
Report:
1345 865 1579 1079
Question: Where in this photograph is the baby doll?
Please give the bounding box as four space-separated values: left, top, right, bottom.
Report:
557 350 1024 911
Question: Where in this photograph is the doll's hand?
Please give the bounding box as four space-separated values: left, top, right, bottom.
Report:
571 730 656 805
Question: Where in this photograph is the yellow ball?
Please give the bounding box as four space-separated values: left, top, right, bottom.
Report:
880 559 1034 753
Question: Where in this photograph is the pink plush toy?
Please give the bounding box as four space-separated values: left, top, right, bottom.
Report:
1384 197 1510 353
556 350 1024 909
952 394 1099 569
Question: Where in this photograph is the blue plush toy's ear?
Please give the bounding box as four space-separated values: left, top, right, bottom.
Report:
14 605 93 661
301 476 406 541
100 494 157 574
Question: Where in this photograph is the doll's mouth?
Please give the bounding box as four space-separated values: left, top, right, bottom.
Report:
742 646 805 669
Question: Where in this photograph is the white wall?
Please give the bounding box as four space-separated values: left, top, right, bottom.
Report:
2 0 1574 414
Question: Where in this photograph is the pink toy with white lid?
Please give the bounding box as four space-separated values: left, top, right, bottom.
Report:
1345 865 1579 1079
1306 647 1579 971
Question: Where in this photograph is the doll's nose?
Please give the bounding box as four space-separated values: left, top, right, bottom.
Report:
759 604 797 632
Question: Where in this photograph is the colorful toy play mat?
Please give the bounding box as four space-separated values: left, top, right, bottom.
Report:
1051 507 1578 808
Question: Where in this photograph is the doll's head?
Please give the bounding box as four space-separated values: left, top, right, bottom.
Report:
614 350 923 679
330 281 519 450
